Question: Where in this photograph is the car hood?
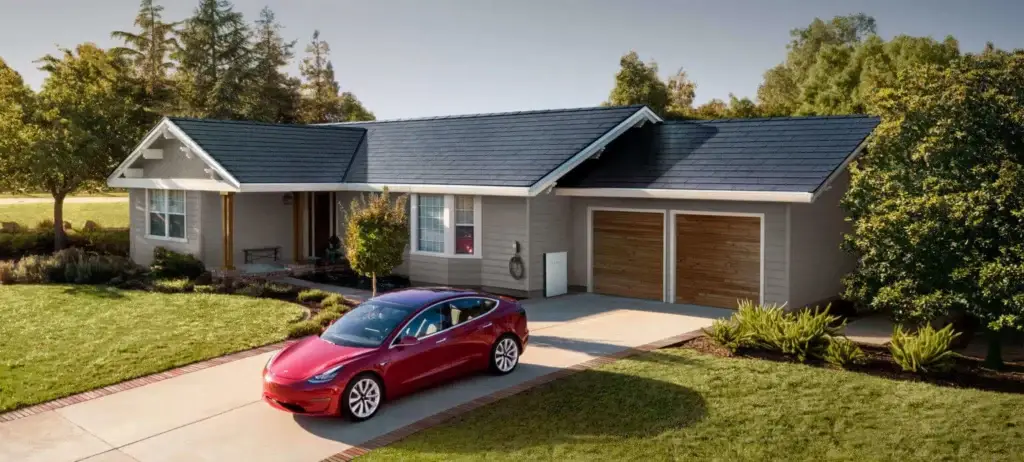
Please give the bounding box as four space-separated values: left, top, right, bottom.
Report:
269 336 375 380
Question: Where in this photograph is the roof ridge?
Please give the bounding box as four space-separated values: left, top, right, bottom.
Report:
167 116 365 131
321 105 646 125
663 114 878 124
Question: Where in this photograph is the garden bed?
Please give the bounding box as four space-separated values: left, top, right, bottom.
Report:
299 261 410 293
681 335 1024 394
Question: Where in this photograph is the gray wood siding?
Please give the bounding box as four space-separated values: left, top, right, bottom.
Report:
568 196 790 306
789 171 855 308
481 196 528 292
200 192 222 267
128 188 202 266
527 194 573 293
133 138 212 179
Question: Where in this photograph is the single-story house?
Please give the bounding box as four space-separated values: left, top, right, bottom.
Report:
107 105 878 309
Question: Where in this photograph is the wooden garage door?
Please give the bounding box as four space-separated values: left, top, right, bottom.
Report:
675 214 760 309
592 210 664 300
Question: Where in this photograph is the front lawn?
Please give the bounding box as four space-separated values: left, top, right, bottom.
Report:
0 284 304 412
363 348 1024 461
0 201 129 229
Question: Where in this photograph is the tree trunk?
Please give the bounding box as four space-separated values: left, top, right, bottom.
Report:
53 193 67 251
984 328 1004 370
371 272 377 297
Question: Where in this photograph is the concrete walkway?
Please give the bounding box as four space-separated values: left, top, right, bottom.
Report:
843 314 895 346
0 197 128 205
277 277 373 301
0 294 728 462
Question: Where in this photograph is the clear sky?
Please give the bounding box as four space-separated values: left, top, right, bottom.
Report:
1 0 1021 119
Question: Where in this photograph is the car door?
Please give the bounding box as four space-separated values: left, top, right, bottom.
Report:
384 304 456 395
447 297 500 370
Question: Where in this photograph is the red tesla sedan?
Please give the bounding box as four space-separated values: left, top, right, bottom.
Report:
262 288 529 421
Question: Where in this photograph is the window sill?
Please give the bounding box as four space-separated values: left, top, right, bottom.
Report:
146 234 188 243
410 250 482 259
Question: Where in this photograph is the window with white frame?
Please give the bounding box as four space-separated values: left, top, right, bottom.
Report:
417 195 445 253
411 194 481 257
147 189 186 240
454 196 475 255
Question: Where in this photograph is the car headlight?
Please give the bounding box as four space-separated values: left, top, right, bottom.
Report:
307 364 344 384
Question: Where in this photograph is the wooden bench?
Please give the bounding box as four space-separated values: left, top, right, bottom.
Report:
243 246 280 264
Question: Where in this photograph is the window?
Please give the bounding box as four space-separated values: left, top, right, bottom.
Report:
455 196 475 255
449 298 497 325
398 305 452 340
147 189 186 240
410 194 481 257
417 195 444 253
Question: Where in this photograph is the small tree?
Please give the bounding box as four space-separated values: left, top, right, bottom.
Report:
344 189 409 296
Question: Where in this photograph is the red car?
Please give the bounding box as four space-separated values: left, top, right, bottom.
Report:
262 288 529 421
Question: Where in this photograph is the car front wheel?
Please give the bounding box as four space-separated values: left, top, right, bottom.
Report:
490 335 520 375
342 373 383 421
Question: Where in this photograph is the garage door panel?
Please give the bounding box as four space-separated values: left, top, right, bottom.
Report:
675 214 761 309
593 211 664 301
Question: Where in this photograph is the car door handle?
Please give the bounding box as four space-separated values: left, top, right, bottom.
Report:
436 337 448 344
479 322 493 329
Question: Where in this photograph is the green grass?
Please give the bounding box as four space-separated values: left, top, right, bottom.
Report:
363 348 1024 461
0 191 127 199
0 202 129 229
0 284 305 412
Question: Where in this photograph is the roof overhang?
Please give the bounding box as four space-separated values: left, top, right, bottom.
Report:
527 106 662 197
237 182 531 196
809 136 870 202
108 178 238 192
106 118 241 188
555 187 815 203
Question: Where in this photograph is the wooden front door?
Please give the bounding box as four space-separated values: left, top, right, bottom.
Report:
308 192 333 257
591 210 664 301
674 214 761 309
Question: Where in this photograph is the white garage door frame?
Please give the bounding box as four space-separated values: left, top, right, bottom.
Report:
669 210 765 305
586 207 670 302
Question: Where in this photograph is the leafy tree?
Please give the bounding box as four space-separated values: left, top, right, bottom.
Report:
110 0 178 113
665 68 697 118
1 45 148 248
690 98 728 119
604 51 668 115
0 59 39 195
297 30 341 123
726 94 761 118
243 7 300 122
338 91 375 122
843 50 1024 369
343 189 409 296
173 0 252 119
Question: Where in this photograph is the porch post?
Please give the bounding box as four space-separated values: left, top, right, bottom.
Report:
292 192 302 263
221 192 235 270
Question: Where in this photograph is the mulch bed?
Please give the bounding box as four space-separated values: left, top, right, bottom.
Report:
679 336 1024 394
301 263 410 293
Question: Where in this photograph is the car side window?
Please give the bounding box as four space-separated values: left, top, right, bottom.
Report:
449 298 497 325
398 306 452 340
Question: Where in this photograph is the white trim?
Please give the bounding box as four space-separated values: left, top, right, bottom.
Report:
107 119 241 188
557 188 814 203
238 182 530 196
586 207 669 302
668 210 765 306
528 107 662 197
810 137 870 203
145 189 188 243
409 193 483 259
108 178 237 192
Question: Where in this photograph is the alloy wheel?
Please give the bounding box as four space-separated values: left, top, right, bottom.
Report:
348 377 381 419
494 337 519 372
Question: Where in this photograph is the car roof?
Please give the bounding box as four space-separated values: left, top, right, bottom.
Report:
372 287 481 307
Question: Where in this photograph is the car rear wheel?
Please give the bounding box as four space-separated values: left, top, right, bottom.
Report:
490 335 520 375
342 373 383 421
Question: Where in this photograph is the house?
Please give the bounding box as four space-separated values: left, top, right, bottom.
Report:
106 105 878 309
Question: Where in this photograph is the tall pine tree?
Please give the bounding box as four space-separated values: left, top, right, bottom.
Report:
110 0 178 114
298 30 341 123
243 7 300 122
174 0 251 119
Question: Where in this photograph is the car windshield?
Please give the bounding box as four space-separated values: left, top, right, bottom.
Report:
320 300 416 348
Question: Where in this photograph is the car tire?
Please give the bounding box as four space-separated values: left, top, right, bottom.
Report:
341 373 384 422
489 334 521 375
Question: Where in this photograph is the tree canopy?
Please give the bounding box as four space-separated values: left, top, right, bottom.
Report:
604 51 669 115
173 0 252 119
110 0 178 112
243 7 300 123
843 49 1024 367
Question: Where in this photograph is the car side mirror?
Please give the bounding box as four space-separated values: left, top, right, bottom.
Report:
397 335 419 347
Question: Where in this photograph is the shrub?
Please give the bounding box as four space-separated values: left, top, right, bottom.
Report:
287 320 324 339
234 282 267 298
824 337 867 369
312 307 345 327
890 324 961 373
1 222 22 233
193 271 214 285
75 229 129 257
152 278 194 293
733 300 788 343
11 255 57 283
81 220 103 232
264 282 299 299
0 260 14 284
297 289 331 303
319 293 346 309
151 247 205 280
762 306 843 362
36 219 54 231
193 284 218 294
703 319 751 353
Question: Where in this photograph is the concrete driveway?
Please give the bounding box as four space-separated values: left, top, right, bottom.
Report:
0 294 729 462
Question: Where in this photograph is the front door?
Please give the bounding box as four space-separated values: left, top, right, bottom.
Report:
308 192 333 257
